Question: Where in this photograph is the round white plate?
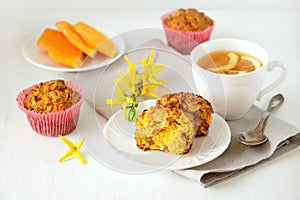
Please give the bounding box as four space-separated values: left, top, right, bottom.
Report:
22 25 125 72
103 99 231 170
74 46 229 173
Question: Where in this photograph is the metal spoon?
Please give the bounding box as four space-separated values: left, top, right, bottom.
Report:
238 93 284 146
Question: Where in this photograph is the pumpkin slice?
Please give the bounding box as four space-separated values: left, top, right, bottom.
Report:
73 21 117 58
56 21 97 58
37 28 85 68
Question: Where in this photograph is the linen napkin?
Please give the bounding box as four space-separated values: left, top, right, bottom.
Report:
63 38 300 188
174 105 300 187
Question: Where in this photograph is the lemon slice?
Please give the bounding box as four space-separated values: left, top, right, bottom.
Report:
240 55 261 69
208 52 239 72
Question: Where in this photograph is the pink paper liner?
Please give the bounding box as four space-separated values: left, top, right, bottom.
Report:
161 11 215 55
16 80 85 137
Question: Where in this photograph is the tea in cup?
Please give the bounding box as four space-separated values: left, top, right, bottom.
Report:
197 50 263 75
191 38 287 120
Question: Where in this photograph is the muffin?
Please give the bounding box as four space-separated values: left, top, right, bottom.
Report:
161 8 214 55
134 92 213 154
157 92 213 137
16 80 85 137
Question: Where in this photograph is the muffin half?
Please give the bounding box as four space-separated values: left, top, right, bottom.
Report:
135 92 213 154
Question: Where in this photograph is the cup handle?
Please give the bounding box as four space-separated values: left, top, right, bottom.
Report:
256 61 287 101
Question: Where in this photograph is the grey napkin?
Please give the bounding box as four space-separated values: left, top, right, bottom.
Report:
175 105 300 187
63 38 300 188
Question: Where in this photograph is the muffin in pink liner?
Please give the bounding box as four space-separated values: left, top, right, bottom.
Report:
16 80 85 137
161 9 214 55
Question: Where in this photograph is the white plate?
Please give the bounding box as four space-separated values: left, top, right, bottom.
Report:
74 47 229 173
22 25 125 72
103 99 231 170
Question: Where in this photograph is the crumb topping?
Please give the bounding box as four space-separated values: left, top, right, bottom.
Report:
164 8 213 32
24 80 81 113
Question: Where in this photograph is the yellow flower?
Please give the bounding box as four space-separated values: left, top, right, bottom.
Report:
140 64 166 86
124 54 135 74
122 55 141 96
106 82 127 105
106 81 137 119
139 49 166 86
106 49 166 121
141 83 160 98
58 135 86 165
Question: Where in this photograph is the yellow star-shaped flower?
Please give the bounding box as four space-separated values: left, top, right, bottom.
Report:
58 135 86 165
106 49 167 121
139 49 166 86
141 83 160 98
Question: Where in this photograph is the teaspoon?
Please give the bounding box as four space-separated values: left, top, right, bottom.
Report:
238 93 284 146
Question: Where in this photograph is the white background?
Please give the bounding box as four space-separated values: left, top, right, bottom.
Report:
1 0 300 200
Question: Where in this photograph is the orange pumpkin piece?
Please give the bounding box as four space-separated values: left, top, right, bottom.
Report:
56 21 97 58
37 28 85 68
73 21 117 58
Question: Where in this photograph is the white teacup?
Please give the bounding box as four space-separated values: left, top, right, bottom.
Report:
191 38 287 120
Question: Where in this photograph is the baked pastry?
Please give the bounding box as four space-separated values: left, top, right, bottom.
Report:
163 8 213 32
134 92 213 154
157 92 213 136
16 80 84 137
24 80 81 113
161 8 214 55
